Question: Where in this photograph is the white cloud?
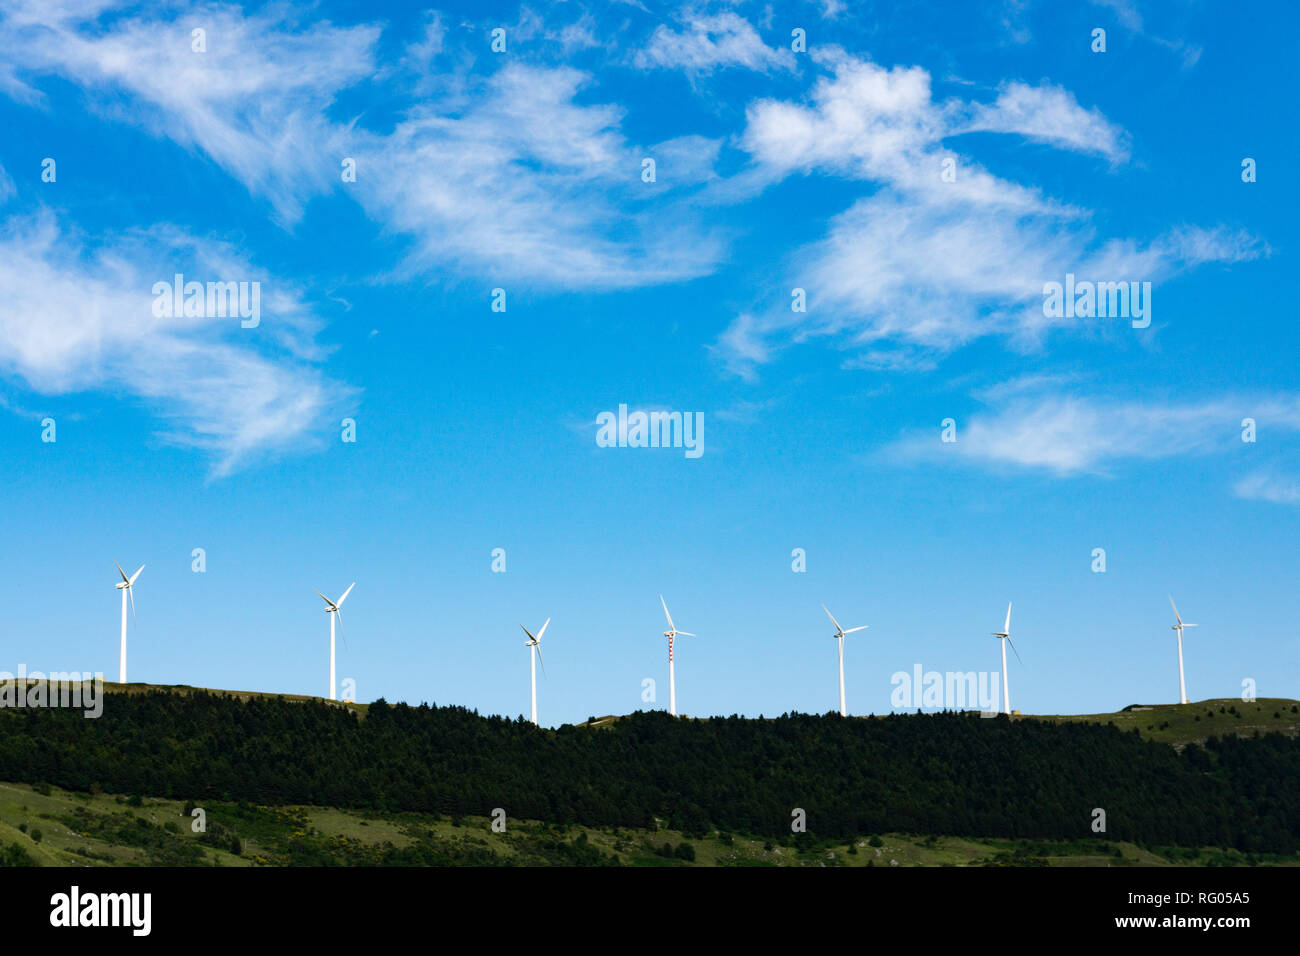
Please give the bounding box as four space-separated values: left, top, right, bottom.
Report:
0 3 723 286
401 11 446 72
717 50 1262 375
960 82 1130 163
0 3 379 223
635 12 795 75
0 210 352 476
355 63 725 287
1235 472 1300 506
889 393 1300 477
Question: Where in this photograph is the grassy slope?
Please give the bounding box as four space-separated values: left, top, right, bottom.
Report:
0 781 1289 867
1027 698 1300 748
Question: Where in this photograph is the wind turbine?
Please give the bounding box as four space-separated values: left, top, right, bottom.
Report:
822 604 868 717
314 583 355 701
659 596 695 717
1168 595 1198 705
520 618 549 725
113 562 144 684
991 602 1019 715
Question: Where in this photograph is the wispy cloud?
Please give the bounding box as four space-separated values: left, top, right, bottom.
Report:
0 3 724 287
715 48 1262 376
1091 0 1202 68
958 82 1130 163
888 392 1300 477
1234 472 1300 506
353 62 725 287
634 11 795 75
0 208 352 476
0 2 380 223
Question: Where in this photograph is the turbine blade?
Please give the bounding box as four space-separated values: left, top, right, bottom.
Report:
1006 635 1022 665
115 561 129 584
660 595 675 631
842 625 869 635
336 582 356 607
336 609 348 651
536 617 550 641
1004 602 1012 635
1183 623 1198 628
822 604 843 634
519 624 536 642
535 643 545 676
129 564 145 585
1169 594 1183 626
128 584 136 621
676 631 696 637
315 590 336 609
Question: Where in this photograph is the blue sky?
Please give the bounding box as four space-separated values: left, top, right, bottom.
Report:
0 0 1296 725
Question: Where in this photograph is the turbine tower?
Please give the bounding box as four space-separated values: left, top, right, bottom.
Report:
822 604 868 717
520 618 549 725
991 602 1020 715
1168 595 1198 705
113 562 144 684
659 596 695 717
314 583 355 701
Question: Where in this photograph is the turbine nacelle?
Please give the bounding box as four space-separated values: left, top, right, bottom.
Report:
316 583 355 613
822 604 867 640
520 618 549 673
315 583 356 654
992 602 1020 663
1168 595 1197 632
113 562 144 618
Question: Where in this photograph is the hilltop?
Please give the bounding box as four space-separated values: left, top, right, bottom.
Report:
1032 698 1300 748
1 686 1299 857
8 680 1293 747
0 679 368 715
576 698 1300 749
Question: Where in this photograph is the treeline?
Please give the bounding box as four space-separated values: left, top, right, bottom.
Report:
1 692 1297 851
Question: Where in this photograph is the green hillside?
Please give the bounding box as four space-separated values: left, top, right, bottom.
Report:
0 781 1292 867
2 683 1299 865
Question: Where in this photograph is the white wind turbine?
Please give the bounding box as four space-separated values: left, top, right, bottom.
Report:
822 604 868 717
659 596 695 717
314 583 355 701
519 618 550 725
1168 595 1198 705
991 602 1020 715
113 562 144 684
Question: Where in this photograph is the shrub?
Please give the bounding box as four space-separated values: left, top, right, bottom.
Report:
0 842 37 866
